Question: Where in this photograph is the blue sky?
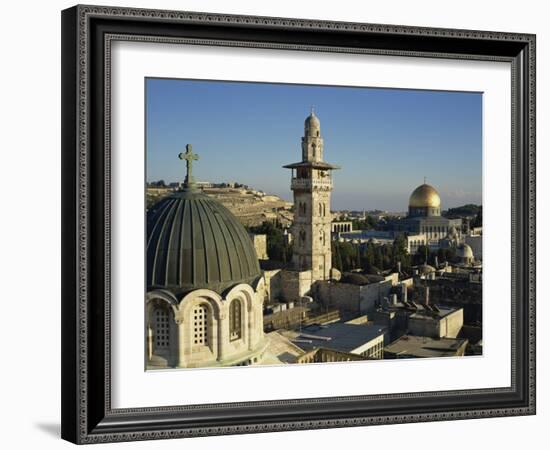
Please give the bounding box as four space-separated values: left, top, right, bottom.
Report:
146 78 482 211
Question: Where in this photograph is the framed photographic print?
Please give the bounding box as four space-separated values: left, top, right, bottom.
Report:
61 4 536 444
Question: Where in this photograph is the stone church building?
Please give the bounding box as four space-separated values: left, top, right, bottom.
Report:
146 145 267 369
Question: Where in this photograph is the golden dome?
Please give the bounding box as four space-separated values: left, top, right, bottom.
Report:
409 183 441 208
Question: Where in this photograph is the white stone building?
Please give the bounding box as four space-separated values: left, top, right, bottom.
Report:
145 145 267 369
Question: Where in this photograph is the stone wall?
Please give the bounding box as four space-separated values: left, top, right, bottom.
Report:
249 233 268 260
316 281 361 314
262 269 282 304
146 283 266 369
296 347 367 364
315 276 395 316
408 308 463 338
280 269 313 302
263 306 307 332
359 277 395 314
441 308 464 338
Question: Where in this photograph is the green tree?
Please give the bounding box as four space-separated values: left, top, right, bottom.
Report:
472 206 482 228
392 235 411 271
331 241 360 272
247 221 292 263
414 244 431 266
332 240 344 272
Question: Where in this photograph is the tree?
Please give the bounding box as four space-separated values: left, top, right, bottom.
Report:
392 235 411 271
332 240 344 272
247 221 292 263
331 241 359 272
351 215 378 231
413 244 431 266
472 206 482 228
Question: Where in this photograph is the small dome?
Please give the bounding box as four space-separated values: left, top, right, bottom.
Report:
456 243 474 259
418 264 436 275
305 111 320 134
409 183 441 208
330 267 342 281
147 189 261 296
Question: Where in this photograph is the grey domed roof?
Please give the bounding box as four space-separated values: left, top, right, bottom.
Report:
147 189 261 296
456 243 474 259
305 111 320 133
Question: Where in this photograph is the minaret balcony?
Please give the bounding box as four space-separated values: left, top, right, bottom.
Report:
291 177 333 191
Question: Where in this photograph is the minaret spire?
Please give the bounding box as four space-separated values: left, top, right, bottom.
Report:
283 112 339 282
178 144 199 189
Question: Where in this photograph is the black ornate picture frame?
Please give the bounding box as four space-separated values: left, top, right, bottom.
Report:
61 4 536 444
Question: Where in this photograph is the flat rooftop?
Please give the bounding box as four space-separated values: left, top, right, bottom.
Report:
384 335 468 358
408 305 459 321
282 323 386 354
262 331 305 365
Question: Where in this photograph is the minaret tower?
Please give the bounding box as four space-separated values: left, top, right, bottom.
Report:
283 110 339 281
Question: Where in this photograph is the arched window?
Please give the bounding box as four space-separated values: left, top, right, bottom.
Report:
229 300 242 341
192 304 209 347
319 203 322 216
312 144 316 157
153 307 170 350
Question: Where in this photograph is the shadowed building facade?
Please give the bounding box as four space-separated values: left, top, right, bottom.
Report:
146 145 267 368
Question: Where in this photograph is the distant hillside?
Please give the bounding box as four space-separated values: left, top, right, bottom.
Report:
146 185 293 227
443 204 481 218
203 187 293 227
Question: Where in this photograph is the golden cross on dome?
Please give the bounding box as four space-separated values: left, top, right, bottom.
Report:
178 144 199 188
